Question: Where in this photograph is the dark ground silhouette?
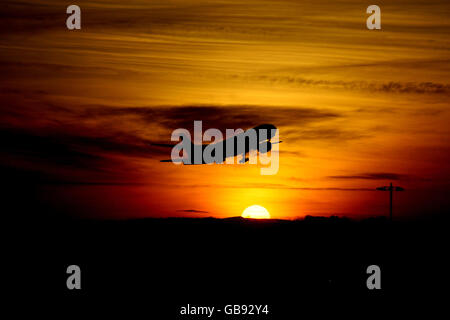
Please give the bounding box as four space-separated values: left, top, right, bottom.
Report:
9 212 447 317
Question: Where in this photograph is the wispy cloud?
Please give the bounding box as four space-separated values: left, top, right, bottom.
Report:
328 173 408 181
176 209 209 214
230 75 450 95
81 104 340 130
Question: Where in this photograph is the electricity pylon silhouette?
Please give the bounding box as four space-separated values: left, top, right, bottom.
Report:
376 182 404 221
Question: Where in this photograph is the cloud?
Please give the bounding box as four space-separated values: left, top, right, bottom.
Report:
231 75 450 95
1 127 164 163
75 104 353 144
328 173 408 181
176 209 209 214
82 104 340 133
0 125 169 185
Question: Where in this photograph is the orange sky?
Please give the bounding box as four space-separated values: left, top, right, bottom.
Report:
1 0 449 219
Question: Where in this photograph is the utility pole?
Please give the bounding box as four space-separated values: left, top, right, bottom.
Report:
376 182 405 221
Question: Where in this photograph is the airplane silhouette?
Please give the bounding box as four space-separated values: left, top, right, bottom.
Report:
156 124 281 165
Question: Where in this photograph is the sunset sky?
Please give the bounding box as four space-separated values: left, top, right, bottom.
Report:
1 0 449 219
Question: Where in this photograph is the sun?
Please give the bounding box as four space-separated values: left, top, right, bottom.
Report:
241 205 271 219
